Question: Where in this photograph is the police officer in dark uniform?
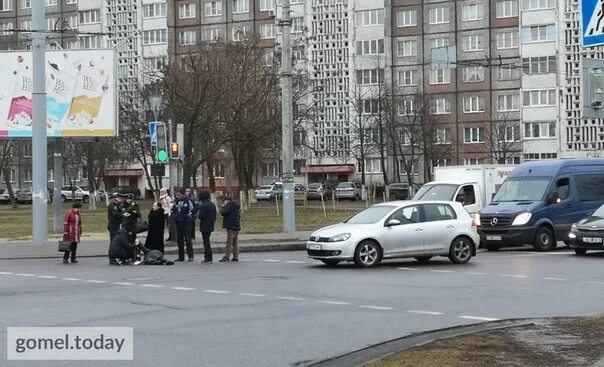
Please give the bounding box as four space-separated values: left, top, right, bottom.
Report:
107 193 125 242
122 193 141 245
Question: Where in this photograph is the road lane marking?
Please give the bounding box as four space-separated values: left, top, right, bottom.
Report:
61 277 81 281
317 300 349 305
0 271 14 275
85 280 107 284
464 272 487 276
459 316 500 322
171 287 196 291
285 260 306 264
113 282 135 286
239 293 267 297
540 277 567 281
397 267 418 271
407 310 444 316
277 296 305 301
37 275 58 279
430 270 455 273
203 289 231 294
360 306 394 311
586 281 604 285
501 274 528 278
139 284 165 288
15 273 35 277
263 260 281 263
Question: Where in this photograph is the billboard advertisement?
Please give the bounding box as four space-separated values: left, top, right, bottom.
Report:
0 49 117 137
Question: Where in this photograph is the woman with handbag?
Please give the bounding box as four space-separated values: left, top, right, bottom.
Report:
63 202 82 264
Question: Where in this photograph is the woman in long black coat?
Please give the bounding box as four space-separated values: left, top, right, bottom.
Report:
145 201 165 254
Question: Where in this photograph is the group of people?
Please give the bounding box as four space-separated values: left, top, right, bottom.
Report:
105 187 241 266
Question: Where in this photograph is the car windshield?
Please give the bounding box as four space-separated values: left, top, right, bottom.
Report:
345 206 396 224
492 177 551 202
593 205 604 218
414 184 457 201
257 186 272 190
337 183 353 189
308 183 321 189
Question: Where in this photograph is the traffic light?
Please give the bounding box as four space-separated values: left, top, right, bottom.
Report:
170 142 180 159
155 123 168 163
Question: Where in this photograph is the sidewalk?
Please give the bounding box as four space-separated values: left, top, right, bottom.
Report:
0 230 312 260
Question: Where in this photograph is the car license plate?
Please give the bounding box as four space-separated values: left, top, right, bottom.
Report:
308 244 321 250
583 237 603 244
486 235 502 241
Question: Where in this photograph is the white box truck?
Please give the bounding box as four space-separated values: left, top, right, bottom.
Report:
413 165 516 214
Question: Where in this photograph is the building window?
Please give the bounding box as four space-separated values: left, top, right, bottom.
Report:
260 0 274 11
430 37 449 49
400 159 419 175
497 94 519 111
21 0 31 9
292 17 303 33
496 31 518 49
179 31 197 46
232 26 250 42
462 34 484 51
522 24 556 43
45 0 57 5
522 56 556 74
397 40 418 57
498 125 520 142
356 9 384 27
21 19 31 31
463 96 485 113
262 163 279 177
179 3 197 18
429 7 449 24
524 121 556 139
398 70 418 86
429 69 450 85
464 158 487 165
144 56 166 71
66 0 77 4
46 17 58 30
523 89 556 107
497 67 520 81
464 127 485 143
143 2 167 18
398 100 416 116
461 4 484 21
293 130 306 146
435 128 452 144
356 39 385 55
496 0 518 18
362 99 380 114
9 168 15 183
294 159 306 174
80 35 103 48
203 29 222 42
143 29 167 45
0 22 12 36
213 163 225 178
397 10 417 27
356 69 383 85
24 168 32 183
363 158 382 174
66 15 77 29
522 0 555 10
260 24 275 39
23 143 32 157
463 66 484 83
79 9 100 24
0 0 11 11
523 152 557 161
431 98 451 114
233 0 249 13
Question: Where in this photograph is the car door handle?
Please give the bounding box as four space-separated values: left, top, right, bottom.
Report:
414 228 423 232
446 225 455 229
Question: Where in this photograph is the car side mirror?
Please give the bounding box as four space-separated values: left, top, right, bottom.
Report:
386 219 401 227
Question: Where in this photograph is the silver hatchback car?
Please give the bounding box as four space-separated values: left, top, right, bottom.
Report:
307 200 479 267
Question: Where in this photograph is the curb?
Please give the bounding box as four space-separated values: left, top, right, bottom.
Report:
0 242 307 260
305 318 536 367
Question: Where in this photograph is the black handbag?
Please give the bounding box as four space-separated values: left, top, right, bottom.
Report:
58 240 71 252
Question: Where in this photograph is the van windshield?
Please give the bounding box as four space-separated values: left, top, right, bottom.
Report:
492 177 551 202
414 184 458 201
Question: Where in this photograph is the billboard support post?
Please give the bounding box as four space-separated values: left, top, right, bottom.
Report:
32 2 47 245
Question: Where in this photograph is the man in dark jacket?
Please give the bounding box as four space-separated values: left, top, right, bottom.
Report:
109 229 135 265
107 193 125 242
197 191 216 263
219 195 241 262
185 188 199 240
122 193 141 245
171 188 199 262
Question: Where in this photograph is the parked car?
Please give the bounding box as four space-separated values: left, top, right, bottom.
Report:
17 187 32 204
477 159 604 252
108 186 141 200
61 186 90 203
79 186 105 201
0 189 18 204
254 184 283 201
306 182 335 200
294 184 306 200
568 203 604 255
306 201 478 267
335 182 362 201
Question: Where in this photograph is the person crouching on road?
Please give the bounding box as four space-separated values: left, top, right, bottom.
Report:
109 229 135 265
122 193 141 245
197 191 216 264
219 195 241 263
63 202 82 264
171 188 199 262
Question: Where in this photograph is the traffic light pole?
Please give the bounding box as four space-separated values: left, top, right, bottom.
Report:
168 119 176 197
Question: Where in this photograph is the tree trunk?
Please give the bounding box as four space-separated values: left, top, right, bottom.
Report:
206 159 216 193
4 170 17 208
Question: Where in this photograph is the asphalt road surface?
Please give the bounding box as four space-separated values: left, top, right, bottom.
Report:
1 248 604 367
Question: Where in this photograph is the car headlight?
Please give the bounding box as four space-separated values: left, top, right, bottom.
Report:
474 213 481 227
570 223 577 233
329 233 351 242
512 213 532 226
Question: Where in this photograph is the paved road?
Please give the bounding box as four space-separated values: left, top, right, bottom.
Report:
1 248 604 366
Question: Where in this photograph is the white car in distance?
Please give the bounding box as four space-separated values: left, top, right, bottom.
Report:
307 200 479 267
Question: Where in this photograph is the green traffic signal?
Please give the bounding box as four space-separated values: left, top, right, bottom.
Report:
157 150 168 163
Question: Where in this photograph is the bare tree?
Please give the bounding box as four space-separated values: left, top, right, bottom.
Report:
486 112 522 164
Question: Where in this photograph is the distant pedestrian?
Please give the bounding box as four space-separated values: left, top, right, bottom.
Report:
63 202 82 264
171 188 199 262
219 195 241 263
107 193 125 243
186 188 198 240
122 193 141 245
145 201 165 254
159 188 173 241
197 191 216 264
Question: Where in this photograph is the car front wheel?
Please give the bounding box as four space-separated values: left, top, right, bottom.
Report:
574 248 587 256
533 227 555 252
449 237 473 264
354 240 381 268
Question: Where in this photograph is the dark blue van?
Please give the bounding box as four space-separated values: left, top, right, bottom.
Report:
477 159 604 251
